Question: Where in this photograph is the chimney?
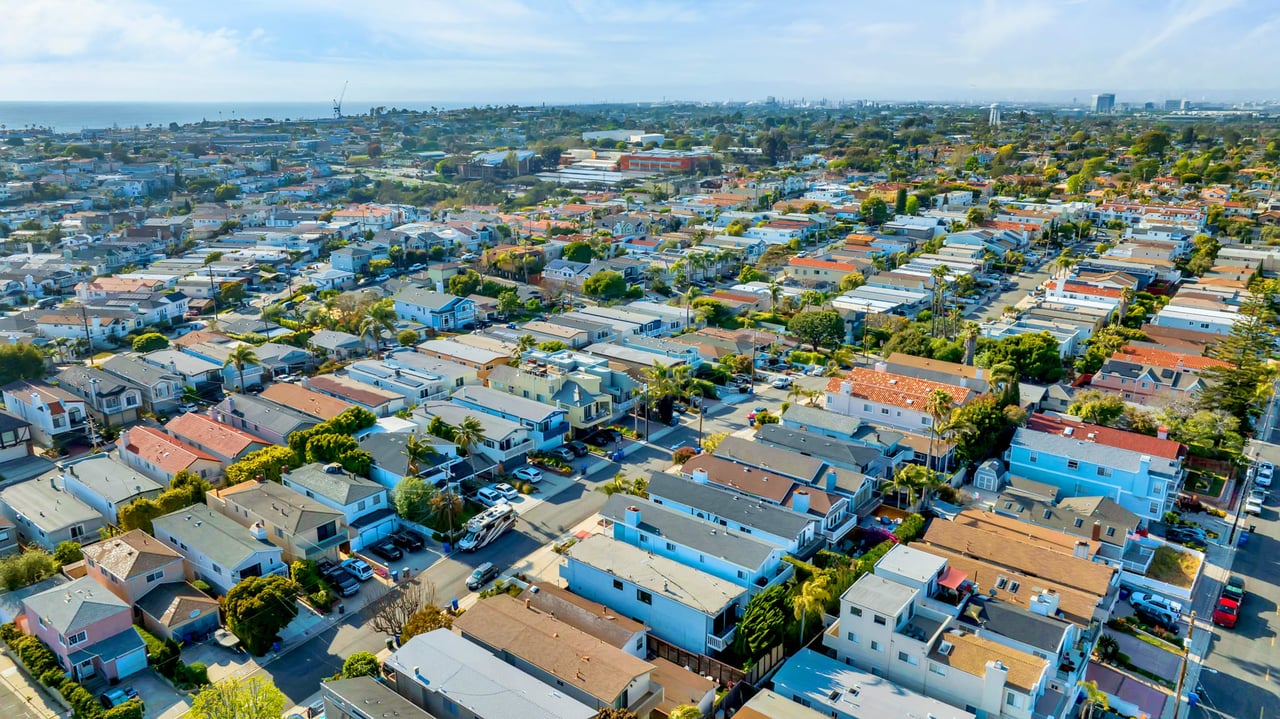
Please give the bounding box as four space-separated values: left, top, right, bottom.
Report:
623 505 641 527
1073 541 1089 560
1091 521 1102 542
826 469 839 492
692 468 709 484
874 361 887 373
436 280 445 293
792 490 811 515
227 397 235 412
840 381 852 396
1030 590 1060 617
249 521 267 540
982 659 1010 713
1157 426 1168 440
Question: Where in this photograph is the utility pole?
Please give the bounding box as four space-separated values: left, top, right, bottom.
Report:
79 303 93 356
1172 610 1196 719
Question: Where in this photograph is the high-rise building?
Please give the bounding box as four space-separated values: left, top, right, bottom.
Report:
1092 93 1116 114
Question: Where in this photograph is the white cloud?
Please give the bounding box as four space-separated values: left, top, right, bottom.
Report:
0 0 241 62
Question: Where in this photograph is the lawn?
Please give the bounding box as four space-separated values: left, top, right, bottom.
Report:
1183 470 1227 499
1147 545 1200 589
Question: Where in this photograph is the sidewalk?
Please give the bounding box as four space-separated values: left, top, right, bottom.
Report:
0 652 65 719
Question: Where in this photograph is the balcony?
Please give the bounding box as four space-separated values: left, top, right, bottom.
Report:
705 625 736 653
543 422 571 438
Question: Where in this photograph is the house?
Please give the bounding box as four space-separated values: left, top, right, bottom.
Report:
645 471 819 554
281 463 397 552
1089 345 1225 405
181 341 268 391
304 375 406 417
453 595 663 717
0 515 17 556
825 367 973 437
141 349 223 393
755 424 881 477
211 393 320 446
357 431 460 491
321 677 437 719
515 582 648 658
163 412 271 464
118 426 223 484
415 339 508 380
58 453 165 521
559 534 747 656
487 349 636 434
0 410 35 467
991 492 1147 572
80 530 219 642
20 576 148 682
1006 414 1186 523
253 342 316 378
309 330 367 360
414 401 531 465
260 383 354 421
393 287 476 331
100 355 184 414
451 385 569 451
0 477 104 549
385 629 597 719
206 480 347 563
2 380 91 446
771 649 976 719
51 366 144 427
152 504 288 596
331 247 372 275
345 358 457 405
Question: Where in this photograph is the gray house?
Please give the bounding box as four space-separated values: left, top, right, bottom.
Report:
101 355 184 414
211 394 319 446
0 477 105 550
322 677 436 719
59 453 165 522
52 365 145 427
151 504 288 596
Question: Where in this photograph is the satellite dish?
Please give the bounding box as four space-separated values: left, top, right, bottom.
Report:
988 589 998 597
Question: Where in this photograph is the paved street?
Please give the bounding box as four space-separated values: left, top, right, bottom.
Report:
249 388 778 703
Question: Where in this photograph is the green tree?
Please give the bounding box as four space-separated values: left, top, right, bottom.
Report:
394 475 435 524
399 604 454 644
224 445 299 485
904 195 920 215
498 290 521 318
213 184 240 202
397 329 419 346
1068 390 1127 426
52 541 82 566
223 344 261 391
0 343 47 386
982 331 1063 383
452 415 486 456
668 705 703 719
894 187 908 215
948 396 1018 463
538 340 567 352
734 583 790 659
0 549 58 590
583 270 627 301
190 677 285 719
793 571 835 640
131 332 169 352
1198 289 1278 426
925 389 954 471
369 259 392 275
859 196 889 225
341 651 381 678
562 241 594 263
787 309 843 352
220 282 247 307
447 270 482 297
838 271 866 291
224 575 300 655
965 207 985 227
1078 680 1110 719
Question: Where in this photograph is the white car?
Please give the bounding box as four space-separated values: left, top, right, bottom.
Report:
492 482 519 500
178 402 201 413
1256 462 1273 487
512 467 543 483
771 376 792 389
1129 591 1183 617
341 557 374 581
476 487 509 507
1246 497 1264 515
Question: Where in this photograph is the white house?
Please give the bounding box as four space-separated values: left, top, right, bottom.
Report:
280 463 398 552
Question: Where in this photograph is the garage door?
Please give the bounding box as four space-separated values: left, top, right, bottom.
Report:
354 521 397 551
115 647 148 679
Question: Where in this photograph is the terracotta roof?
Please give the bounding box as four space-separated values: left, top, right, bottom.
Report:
929 630 1047 692
453 595 653 703
260 383 354 420
826 367 973 410
1061 282 1123 298
122 426 220 475
951 509 1101 556
516 583 644 649
171 329 231 348
80 529 181 579
1112 345 1225 372
165 412 268 460
305 375 399 408
916 545 1098 625
1025 413 1184 460
788 257 859 272
922 517 1114 596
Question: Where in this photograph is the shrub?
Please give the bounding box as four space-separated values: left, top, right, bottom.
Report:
40 668 66 690
291 560 322 593
12 635 60 677
174 661 209 688
61 680 101 719
308 588 335 612
0 549 59 590
192 579 214 596
0 622 20 643
104 699 144 719
894 514 926 543
138 626 181 678
813 550 853 570
672 447 696 465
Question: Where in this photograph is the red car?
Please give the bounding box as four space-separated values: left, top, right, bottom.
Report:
1212 597 1239 628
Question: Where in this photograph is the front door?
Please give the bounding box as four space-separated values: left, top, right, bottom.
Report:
76 658 96 681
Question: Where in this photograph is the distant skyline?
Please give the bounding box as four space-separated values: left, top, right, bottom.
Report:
3 0 1279 105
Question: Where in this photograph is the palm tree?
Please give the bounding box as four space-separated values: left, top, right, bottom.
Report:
793 571 835 641
929 265 950 337
364 300 398 357
925 389 954 471
988 362 1019 406
429 489 463 535
1049 251 1077 279
1117 287 1135 325
766 280 782 312
883 464 926 509
223 344 260 392
452 416 486 456
514 333 536 358
1077 680 1110 719
962 322 980 366
404 434 432 476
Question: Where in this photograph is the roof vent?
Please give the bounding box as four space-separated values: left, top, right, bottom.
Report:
939 641 954 656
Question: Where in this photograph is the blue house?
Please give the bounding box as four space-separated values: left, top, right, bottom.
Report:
645 471 818 553
560 534 746 655
1005 414 1186 524
450 385 569 451
392 287 476 331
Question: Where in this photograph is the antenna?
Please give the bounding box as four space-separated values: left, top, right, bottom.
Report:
333 81 349 118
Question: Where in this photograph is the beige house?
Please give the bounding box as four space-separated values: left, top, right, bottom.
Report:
206 480 347 563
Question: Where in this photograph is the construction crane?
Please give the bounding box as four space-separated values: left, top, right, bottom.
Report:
332 81 348 118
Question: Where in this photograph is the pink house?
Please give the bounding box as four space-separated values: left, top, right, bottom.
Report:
20 576 148 682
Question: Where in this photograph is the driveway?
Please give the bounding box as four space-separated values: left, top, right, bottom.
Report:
129 668 192 719
1103 630 1182 680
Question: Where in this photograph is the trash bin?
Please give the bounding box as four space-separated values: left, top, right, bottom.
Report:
338 604 345 615
390 570 399 582
451 598 459 612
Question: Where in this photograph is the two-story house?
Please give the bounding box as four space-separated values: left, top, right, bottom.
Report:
486 350 632 435
345 359 456 405
80 530 220 642
260 383 354 421
163 412 271 465
1089 345 1225 405
771 650 977 719
211 393 320 446
182 341 268 391
645 471 818 554
304 375 406 417
152 504 288 596
51 365 145 427
1006 414 1187 523
560 533 747 657
393 287 476 331
321 678 435 719
206 480 347 563
414 401 532 466
450 385 570 452
454 595 662 717
140 349 223 394
59 453 166 521
281 463 397 552
118 426 224 484
0 477 104 549
825 367 973 438
100 355 184 415
414 339 508 382
1 380 91 446
20 576 149 682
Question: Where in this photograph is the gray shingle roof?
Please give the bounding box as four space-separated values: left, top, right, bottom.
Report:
645 471 814 540
62 453 164 504
102 354 182 387
599 494 776 571
779 404 862 437
756 424 880 472
713 436 824 482
219 481 343 534
958 597 1067 652
452 385 563 423
152 504 279 570
0 477 101 531
214 394 319 438
23 576 129 635
283 463 384 506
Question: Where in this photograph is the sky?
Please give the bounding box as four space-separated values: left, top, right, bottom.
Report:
2 0 1279 104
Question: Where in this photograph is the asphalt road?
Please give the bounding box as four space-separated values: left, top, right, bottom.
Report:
1192 492 1280 719
251 389 782 703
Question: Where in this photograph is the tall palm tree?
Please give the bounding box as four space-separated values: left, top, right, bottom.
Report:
1077 681 1110 719
365 300 398 356
404 434 432 477
514 333 536 358
766 280 783 312
925 389 954 471
962 322 980 366
429 489 463 535
883 464 926 509
793 571 835 640
223 344 260 392
1117 287 1135 325
1049 251 1077 279
988 362 1019 406
929 265 950 337
452 416 486 456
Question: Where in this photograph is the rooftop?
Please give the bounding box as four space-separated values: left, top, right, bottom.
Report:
564 534 744 616
282 463 384 506
23 575 129 635
152 504 280 570
600 494 778 571
645 471 814 540
827 367 973 411
213 480 344 534
260 383 354 420
928 629 1048 692
80 529 181 580
772 649 975 719
0 476 103 530
844 573 916 616
516 582 645 650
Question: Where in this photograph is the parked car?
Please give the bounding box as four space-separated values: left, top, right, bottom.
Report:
1130 590 1184 617
317 563 359 597
747 406 767 422
390 530 426 552
179 402 200 413
341 557 374 581
1246 496 1264 515
466 562 499 590
1165 526 1208 546
100 688 138 708
492 482 519 500
1256 461 1274 487
476 486 510 507
1212 597 1240 628
547 446 576 462
513 466 543 483
369 541 403 562
771 376 792 389
1222 575 1246 605
1134 605 1180 633
565 441 589 457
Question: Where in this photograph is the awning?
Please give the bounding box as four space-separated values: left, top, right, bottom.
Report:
938 566 968 590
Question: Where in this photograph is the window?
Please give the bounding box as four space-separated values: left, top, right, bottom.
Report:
1106 527 1116 537
639 534 648 544
1029 452 1038 463
1097 467 1112 477
145 570 163 583
274 527 284 538
1149 502 1160 515
737 570 746 579
357 500 366 511
666 542 675 551
67 631 87 646
870 640 882 652
1067 459 1079 470
637 590 653 605
1009 581 1021 593
898 651 919 666
880 408 890 415
211 564 222 575
929 662 947 676
1073 518 1084 528
1006 692 1023 709
874 614 887 626
863 403 871 412
849 606 862 617
921 416 930 425
846 632 859 644
612 579 623 590
996 577 1008 589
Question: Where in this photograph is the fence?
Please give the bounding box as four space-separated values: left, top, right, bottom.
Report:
646 635 746 687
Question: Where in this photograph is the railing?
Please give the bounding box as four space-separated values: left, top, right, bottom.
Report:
705 626 736 653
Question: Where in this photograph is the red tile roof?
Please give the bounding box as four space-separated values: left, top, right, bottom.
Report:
1112 345 1225 372
1025 413 1184 459
826 367 972 410
788 257 859 272
165 412 268 459
1061 282 1123 298
123 426 220 475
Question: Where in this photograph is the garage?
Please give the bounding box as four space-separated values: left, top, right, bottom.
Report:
351 511 399 551
114 645 148 679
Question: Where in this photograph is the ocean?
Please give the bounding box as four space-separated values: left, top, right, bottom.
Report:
0 101 461 134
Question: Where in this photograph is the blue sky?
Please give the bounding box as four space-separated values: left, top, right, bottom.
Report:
1 0 1277 103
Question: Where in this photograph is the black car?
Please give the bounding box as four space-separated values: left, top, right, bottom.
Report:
565 441 589 457
369 541 403 562
1134 606 1180 634
315 561 360 597
391 530 426 552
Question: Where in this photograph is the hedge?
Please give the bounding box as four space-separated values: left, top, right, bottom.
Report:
2 624 104 719
894 514 926 543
